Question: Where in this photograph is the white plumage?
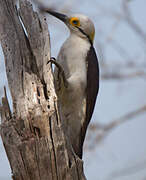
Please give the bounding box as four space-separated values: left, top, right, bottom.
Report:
56 33 90 147
45 11 99 158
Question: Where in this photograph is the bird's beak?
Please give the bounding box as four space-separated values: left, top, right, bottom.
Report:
46 10 68 24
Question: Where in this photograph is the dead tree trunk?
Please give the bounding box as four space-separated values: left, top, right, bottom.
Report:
0 0 86 179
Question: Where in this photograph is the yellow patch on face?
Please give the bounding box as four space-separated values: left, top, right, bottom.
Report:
69 17 80 27
90 30 95 43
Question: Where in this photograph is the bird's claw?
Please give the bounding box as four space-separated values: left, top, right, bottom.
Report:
48 57 68 88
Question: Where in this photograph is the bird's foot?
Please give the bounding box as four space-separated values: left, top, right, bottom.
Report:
47 57 68 88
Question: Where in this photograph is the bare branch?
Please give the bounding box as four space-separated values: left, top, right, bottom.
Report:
122 0 146 43
106 159 146 180
87 105 146 150
101 70 146 80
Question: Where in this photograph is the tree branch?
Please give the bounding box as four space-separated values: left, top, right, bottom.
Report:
87 105 146 150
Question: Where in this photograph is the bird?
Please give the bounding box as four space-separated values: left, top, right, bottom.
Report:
43 10 99 159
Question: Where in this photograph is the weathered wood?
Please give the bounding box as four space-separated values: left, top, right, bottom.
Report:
0 0 86 179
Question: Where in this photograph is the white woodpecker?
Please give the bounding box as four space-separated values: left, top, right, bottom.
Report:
45 10 99 158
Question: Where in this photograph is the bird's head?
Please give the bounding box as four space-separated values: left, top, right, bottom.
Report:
47 11 95 44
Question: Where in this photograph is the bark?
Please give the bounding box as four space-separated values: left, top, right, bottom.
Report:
0 0 86 179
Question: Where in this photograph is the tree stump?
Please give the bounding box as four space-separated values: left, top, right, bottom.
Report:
0 0 86 179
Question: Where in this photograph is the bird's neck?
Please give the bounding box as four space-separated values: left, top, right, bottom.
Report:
68 32 90 45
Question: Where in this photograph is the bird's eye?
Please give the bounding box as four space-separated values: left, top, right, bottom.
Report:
69 17 80 27
72 20 78 25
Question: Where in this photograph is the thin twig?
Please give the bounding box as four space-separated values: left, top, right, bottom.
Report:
87 105 146 147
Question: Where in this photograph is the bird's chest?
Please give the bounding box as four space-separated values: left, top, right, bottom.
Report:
58 36 90 82
57 37 91 140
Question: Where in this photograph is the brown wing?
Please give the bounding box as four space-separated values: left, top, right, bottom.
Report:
78 45 99 158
